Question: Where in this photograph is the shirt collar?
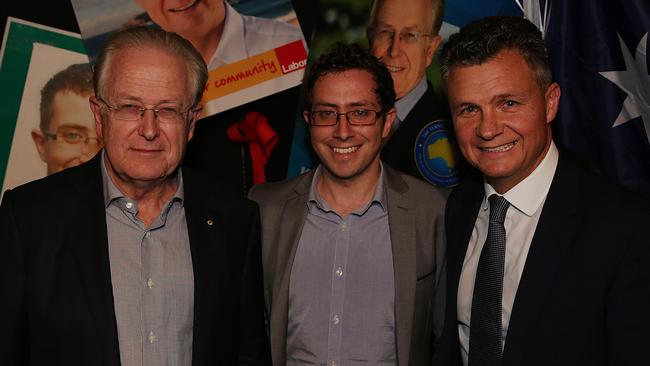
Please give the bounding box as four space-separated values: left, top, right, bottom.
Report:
101 150 184 209
308 163 388 215
484 141 559 217
394 77 427 121
208 1 247 68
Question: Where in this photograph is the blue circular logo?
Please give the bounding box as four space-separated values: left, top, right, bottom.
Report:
414 120 462 187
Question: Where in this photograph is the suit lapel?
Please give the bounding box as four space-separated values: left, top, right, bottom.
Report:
443 175 483 364
269 172 311 366
503 155 580 366
384 167 417 366
71 154 121 365
182 170 231 365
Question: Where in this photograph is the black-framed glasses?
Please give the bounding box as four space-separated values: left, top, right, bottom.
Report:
370 27 434 45
307 109 383 126
97 96 194 124
43 126 103 147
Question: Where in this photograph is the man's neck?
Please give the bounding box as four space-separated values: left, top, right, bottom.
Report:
105 161 179 227
316 164 381 218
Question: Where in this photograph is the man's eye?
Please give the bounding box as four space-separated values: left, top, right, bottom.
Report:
460 106 478 114
402 32 418 42
63 132 84 141
317 111 336 118
158 107 180 116
119 104 142 112
376 29 394 39
350 110 370 118
503 100 518 107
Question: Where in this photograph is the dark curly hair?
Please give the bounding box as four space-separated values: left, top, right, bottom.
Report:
303 42 396 113
439 16 552 90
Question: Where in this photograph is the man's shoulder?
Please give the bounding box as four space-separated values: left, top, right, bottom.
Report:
556 151 650 213
404 82 449 122
385 165 449 206
4 159 98 206
248 171 312 206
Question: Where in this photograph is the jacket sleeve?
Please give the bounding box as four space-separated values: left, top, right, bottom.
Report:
0 189 29 365
237 202 272 365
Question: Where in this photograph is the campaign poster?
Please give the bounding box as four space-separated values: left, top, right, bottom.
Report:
0 18 96 196
70 0 309 117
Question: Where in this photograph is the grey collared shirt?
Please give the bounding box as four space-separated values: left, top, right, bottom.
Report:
287 164 396 365
102 158 194 366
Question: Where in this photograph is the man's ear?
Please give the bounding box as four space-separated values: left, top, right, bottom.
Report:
187 105 203 142
545 82 561 124
31 129 47 162
381 107 397 139
89 96 105 140
424 34 442 68
303 111 311 126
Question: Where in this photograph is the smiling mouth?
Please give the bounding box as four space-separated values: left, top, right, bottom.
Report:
384 64 405 73
480 141 518 153
168 0 199 12
332 146 360 154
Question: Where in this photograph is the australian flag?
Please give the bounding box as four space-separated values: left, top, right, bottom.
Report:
546 0 650 197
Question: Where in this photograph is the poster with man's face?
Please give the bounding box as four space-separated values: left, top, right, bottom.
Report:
0 18 100 196
70 0 309 117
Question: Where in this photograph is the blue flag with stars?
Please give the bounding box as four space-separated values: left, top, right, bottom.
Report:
546 0 650 197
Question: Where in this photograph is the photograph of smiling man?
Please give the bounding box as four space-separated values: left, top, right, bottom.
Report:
70 0 308 116
249 43 447 366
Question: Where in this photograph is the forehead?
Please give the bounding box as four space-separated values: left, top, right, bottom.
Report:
447 49 539 99
373 0 432 30
49 91 95 128
105 46 190 101
312 69 379 105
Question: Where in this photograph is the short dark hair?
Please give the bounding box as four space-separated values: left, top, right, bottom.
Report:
40 63 94 131
93 26 207 107
439 16 552 90
303 42 396 112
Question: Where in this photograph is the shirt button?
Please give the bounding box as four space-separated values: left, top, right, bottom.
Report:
330 361 337 366
126 202 133 209
335 267 343 277
333 314 340 324
341 222 347 231
145 231 151 238
147 278 154 289
148 331 157 343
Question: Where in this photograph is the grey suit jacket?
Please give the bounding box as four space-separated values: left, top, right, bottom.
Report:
249 164 447 366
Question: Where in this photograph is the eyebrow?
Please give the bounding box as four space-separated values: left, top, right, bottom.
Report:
116 95 182 105
313 101 377 109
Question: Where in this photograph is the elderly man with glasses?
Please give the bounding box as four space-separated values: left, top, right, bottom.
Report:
0 26 269 366
367 0 454 186
249 42 447 366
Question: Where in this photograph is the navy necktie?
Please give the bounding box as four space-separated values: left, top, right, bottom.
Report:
468 194 510 366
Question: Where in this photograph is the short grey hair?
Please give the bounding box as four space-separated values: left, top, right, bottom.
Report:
368 0 445 35
93 26 208 106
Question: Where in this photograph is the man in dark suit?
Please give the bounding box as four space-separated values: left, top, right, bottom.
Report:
0 26 269 366
367 0 456 186
249 43 447 365
435 16 650 366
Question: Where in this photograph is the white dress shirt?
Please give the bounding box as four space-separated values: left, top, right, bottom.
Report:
202 1 306 115
457 142 559 365
207 1 304 69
